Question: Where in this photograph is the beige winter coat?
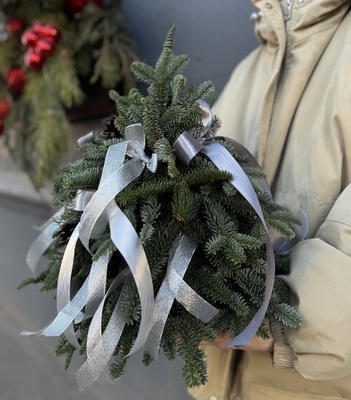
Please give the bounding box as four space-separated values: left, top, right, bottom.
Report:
189 0 351 399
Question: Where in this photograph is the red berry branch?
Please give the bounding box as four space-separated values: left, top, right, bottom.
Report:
22 23 61 70
0 0 138 186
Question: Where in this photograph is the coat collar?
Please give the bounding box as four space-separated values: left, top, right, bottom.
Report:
253 0 350 46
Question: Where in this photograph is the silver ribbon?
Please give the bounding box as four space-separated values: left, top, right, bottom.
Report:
78 124 157 251
25 100 281 390
76 269 131 391
26 207 64 273
24 191 106 347
173 102 276 346
144 235 219 360
42 124 157 350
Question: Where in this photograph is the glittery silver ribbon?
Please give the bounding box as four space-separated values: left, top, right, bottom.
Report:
76 269 131 391
23 191 103 346
75 123 157 359
78 124 157 252
144 235 219 360
173 103 276 346
26 207 64 273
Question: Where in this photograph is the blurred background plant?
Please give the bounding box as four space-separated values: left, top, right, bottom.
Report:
0 0 138 187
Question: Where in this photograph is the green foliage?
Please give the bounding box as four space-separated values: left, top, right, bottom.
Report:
0 0 137 187
25 26 302 388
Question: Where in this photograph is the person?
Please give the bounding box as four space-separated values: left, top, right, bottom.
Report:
189 0 351 399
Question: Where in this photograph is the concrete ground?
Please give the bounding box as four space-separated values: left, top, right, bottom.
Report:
0 144 193 400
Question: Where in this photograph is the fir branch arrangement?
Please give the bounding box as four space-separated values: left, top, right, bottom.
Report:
22 26 302 389
0 0 137 186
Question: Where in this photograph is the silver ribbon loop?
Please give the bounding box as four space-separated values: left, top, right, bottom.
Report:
173 124 276 346
41 250 111 336
172 132 203 165
196 99 213 135
79 124 157 252
75 190 95 211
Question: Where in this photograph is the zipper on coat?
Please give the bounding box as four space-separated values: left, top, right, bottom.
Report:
285 0 304 21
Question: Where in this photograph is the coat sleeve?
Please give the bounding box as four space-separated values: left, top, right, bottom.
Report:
272 183 351 380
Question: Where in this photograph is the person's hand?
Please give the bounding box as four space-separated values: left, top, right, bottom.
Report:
201 329 274 352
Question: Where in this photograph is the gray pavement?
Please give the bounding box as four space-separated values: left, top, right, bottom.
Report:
0 143 192 399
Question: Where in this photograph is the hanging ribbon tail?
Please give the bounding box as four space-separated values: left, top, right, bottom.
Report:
166 267 219 323
108 203 154 356
143 234 219 362
40 249 111 337
76 270 130 392
26 207 64 273
53 224 81 348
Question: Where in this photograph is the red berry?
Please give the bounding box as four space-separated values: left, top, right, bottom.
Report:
0 120 3 136
66 0 88 14
34 38 55 59
6 17 23 34
21 29 38 47
24 50 43 71
32 22 47 37
42 24 61 43
0 97 11 119
4 67 25 94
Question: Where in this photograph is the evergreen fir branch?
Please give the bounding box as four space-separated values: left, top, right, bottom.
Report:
171 74 186 106
117 178 175 206
153 137 173 163
46 47 85 108
175 314 212 387
17 269 49 289
61 166 103 192
139 196 161 244
140 97 161 147
171 180 198 222
118 282 141 325
90 36 121 88
40 254 64 292
205 115 221 137
268 301 303 328
166 54 189 80
91 232 116 261
234 268 265 308
184 169 232 187
188 80 216 107
78 143 108 163
144 217 180 282
55 337 76 370
110 326 135 378
189 267 250 318
131 61 156 84
224 238 247 264
204 201 238 237
140 196 161 224
204 234 227 255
